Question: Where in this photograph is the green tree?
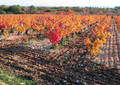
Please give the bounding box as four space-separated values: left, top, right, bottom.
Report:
29 6 38 14
0 5 7 14
7 5 23 14
0 10 6 14
0 5 7 10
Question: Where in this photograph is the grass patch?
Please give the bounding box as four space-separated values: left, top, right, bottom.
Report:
0 68 40 85
57 33 78 48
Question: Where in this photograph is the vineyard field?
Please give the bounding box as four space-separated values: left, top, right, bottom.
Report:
0 14 120 85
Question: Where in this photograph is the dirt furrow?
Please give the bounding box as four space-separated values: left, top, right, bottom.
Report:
99 18 120 70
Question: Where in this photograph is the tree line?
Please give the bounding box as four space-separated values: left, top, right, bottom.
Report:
0 5 120 15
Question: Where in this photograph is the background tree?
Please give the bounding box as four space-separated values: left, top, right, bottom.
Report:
0 10 6 14
7 5 24 14
28 6 38 14
0 5 7 14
